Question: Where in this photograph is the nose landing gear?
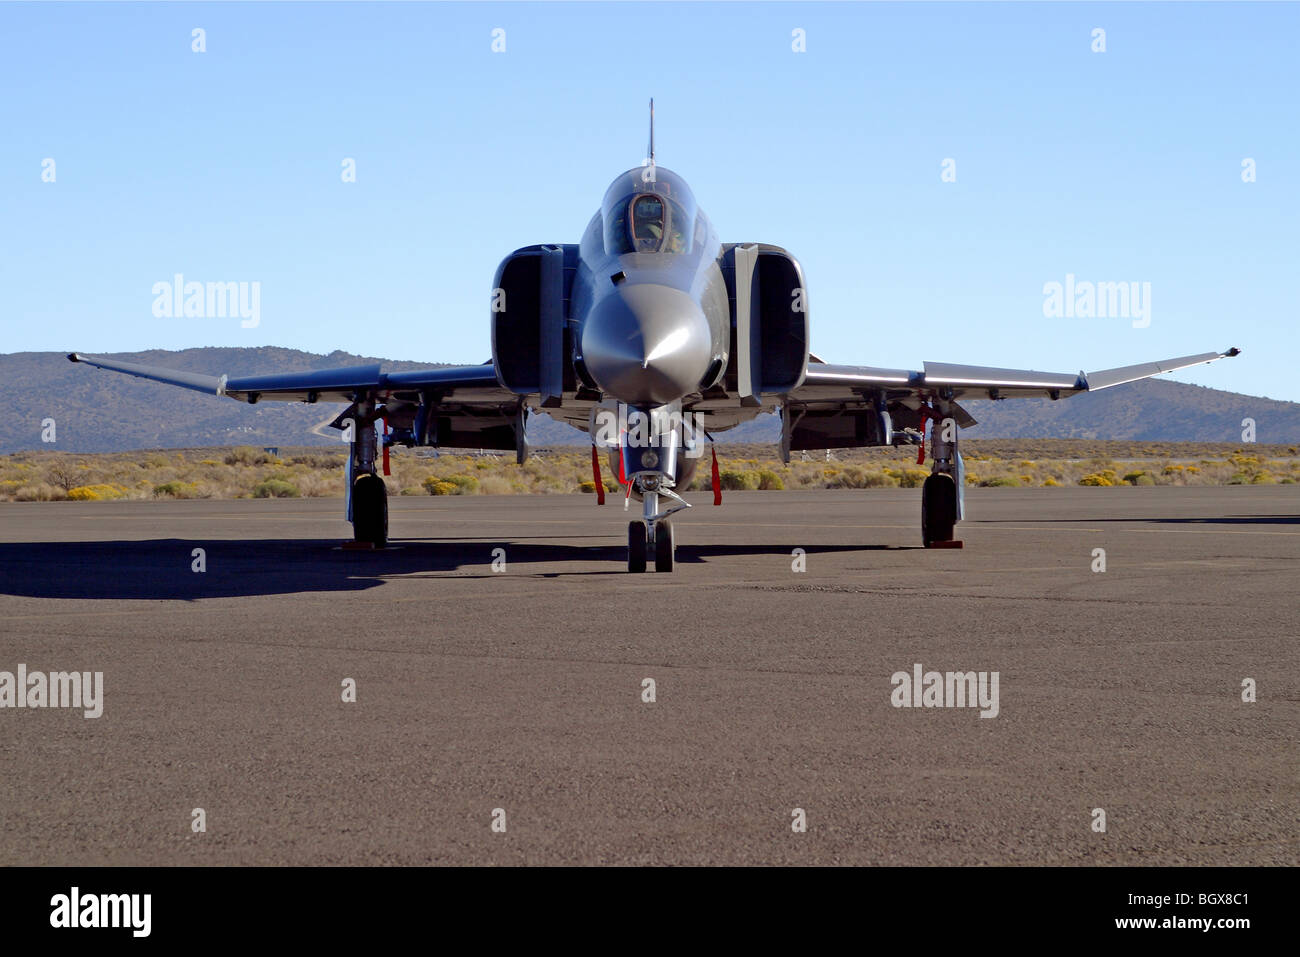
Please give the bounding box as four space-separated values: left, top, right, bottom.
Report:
626 480 687 573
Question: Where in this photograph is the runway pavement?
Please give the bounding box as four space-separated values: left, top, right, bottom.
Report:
0 487 1296 865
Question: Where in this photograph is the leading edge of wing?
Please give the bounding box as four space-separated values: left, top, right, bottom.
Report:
798 347 1239 400
1080 347 1240 392
68 353 512 403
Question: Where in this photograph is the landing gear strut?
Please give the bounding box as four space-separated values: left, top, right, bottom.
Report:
617 404 694 573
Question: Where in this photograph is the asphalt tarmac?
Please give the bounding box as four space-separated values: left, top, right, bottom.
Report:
0 487 1296 865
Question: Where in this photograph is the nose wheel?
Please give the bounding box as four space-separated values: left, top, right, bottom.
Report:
624 467 690 573
627 518 676 573
628 521 647 573
654 520 675 572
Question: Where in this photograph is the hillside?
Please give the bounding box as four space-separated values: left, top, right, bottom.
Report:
1 348 445 454
715 378 1300 445
3 348 1294 453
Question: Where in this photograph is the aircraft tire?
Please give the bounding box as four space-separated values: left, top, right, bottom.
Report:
628 521 647 573
921 472 957 547
353 474 388 547
654 521 674 573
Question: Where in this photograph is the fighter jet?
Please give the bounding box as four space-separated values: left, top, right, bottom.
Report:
70 102 1238 572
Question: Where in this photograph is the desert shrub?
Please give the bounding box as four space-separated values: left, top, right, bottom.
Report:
719 469 756 490
861 471 899 488
447 474 480 494
980 476 1020 487
898 468 930 489
1043 478 1061 487
578 476 620 494
252 478 300 498
15 484 65 502
293 473 338 497
153 481 199 498
68 483 129 500
827 466 866 488
224 446 271 466
423 479 458 496
1078 473 1114 487
755 469 785 490
469 475 512 494
45 463 80 491
422 474 478 495
288 454 343 469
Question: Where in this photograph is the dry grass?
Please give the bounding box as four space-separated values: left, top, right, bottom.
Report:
1 441 1296 502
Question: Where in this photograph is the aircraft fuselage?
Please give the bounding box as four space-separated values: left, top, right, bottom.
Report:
571 166 731 410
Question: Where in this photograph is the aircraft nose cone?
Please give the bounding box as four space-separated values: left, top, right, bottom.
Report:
580 283 712 406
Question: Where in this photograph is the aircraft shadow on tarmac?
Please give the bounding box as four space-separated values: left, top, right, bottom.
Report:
0 539 914 599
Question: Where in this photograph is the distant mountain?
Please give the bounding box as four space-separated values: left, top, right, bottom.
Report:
2 348 1294 453
706 378 1300 445
963 378 1298 442
0 348 443 454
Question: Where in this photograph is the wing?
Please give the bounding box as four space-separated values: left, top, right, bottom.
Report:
67 352 523 448
781 347 1240 448
66 351 517 403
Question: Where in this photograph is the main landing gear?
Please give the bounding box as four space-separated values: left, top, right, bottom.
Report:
343 396 389 548
921 473 957 548
921 416 964 549
352 473 388 548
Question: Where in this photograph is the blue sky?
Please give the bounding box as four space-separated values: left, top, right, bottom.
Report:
2 2 1296 399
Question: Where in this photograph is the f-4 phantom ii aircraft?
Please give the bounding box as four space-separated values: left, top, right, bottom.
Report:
71 103 1238 572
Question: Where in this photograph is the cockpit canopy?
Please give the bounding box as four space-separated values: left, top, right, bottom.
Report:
602 166 700 256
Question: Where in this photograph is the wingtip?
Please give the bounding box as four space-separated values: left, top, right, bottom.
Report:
67 352 81 363
1225 346 1241 358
